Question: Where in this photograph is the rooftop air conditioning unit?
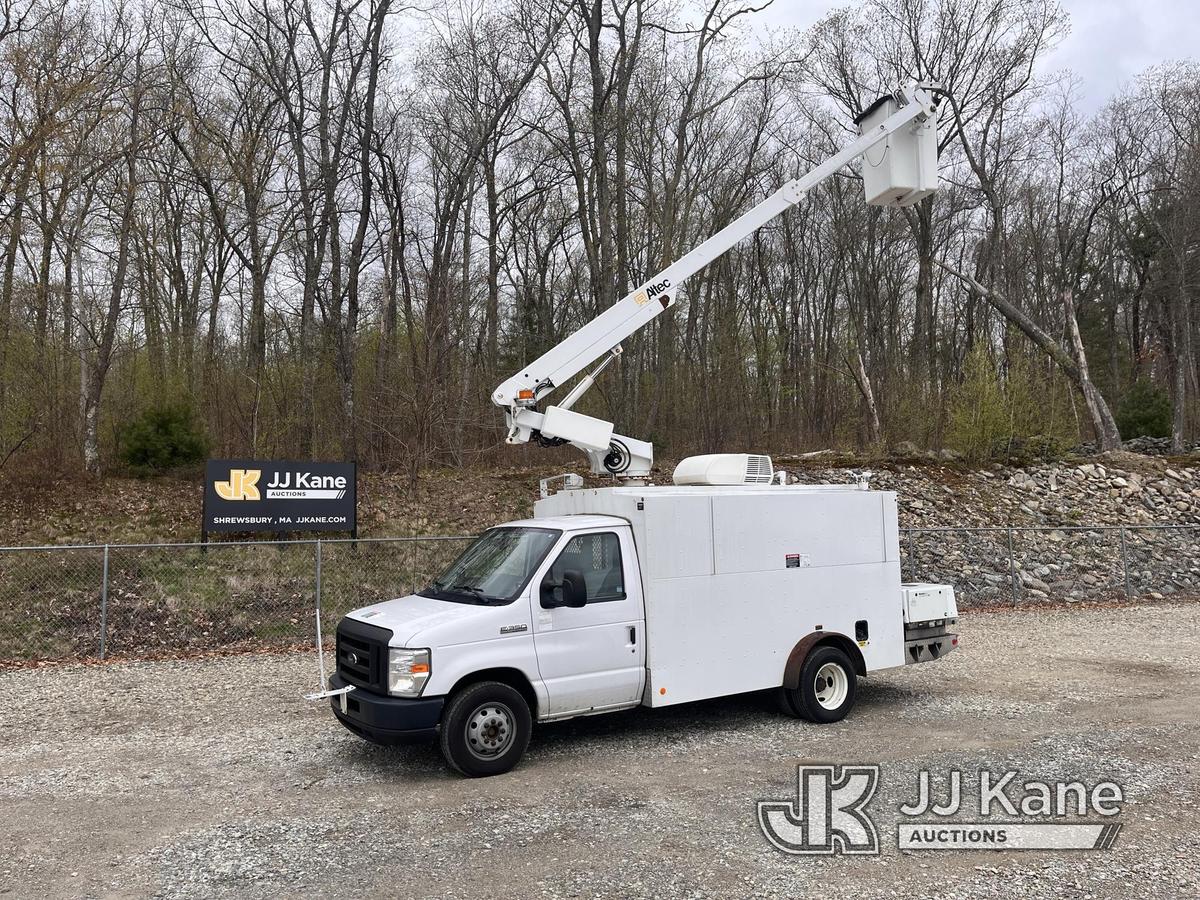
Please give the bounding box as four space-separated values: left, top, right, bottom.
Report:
672 454 774 486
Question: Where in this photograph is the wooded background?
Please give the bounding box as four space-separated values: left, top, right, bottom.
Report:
1 0 1197 480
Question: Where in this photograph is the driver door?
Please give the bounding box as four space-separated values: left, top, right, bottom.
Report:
533 527 645 716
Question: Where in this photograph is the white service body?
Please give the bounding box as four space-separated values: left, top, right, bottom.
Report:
535 483 904 706
337 480 955 722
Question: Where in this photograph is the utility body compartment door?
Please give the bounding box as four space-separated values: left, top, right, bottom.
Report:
532 526 646 717
639 488 904 705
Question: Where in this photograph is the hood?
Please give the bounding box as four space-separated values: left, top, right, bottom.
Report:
346 593 531 647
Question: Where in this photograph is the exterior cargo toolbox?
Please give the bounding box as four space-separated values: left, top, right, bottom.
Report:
901 583 958 624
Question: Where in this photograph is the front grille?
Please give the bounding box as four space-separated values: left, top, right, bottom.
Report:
335 617 393 692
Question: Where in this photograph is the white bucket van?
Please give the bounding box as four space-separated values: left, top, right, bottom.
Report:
327 457 957 776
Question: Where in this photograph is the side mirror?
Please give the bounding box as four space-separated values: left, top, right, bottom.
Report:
541 569 588 609
561 570 587 608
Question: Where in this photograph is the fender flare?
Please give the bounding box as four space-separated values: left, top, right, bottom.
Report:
444 667 544 719
782 631 866 690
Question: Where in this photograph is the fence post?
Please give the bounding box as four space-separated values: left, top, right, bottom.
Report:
907 529 915 578
410 539 419 596
315 538 323 631
314 539 328 686
99 544 110 659
1119 526 1131 599
1008 527 1018 605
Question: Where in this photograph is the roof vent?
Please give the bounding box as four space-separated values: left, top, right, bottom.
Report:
672 454 774 486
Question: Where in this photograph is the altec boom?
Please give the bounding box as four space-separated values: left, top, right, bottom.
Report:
492 82 942 481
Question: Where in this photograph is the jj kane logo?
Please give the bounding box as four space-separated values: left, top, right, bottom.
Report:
263 469 349 500
214 468 261 501
633 277 671 306
204 460 355 533
758 765 1125 855
212 467 348 501
759 765 880 855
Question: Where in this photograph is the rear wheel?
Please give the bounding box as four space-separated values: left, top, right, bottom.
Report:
439 681 532 777
780 644 858 723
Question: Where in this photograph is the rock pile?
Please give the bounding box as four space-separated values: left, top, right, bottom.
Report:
1073 436 1200 455
780 454 1200 608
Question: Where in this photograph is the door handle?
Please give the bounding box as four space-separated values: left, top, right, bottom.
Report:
628 625 636 644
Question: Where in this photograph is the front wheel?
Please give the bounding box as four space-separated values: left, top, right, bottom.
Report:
780 645 858 723
439 681 532 777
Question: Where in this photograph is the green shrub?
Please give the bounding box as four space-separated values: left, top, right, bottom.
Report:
120 403 208 472
1002 433 1071 465
1116 379 1171 439
945 344 1009 461
946 344 1075 462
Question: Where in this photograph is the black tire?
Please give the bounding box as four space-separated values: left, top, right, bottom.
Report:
781 644 858 724
439 681 532 777
775 685 801 717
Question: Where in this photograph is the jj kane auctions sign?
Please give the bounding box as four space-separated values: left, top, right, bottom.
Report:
203 460 356 533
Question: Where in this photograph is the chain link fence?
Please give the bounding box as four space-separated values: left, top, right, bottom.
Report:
901 524 1200 605
1 525 1197 664
0 536 471 664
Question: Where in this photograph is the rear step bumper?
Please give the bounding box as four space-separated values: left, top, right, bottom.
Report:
904 632 958 664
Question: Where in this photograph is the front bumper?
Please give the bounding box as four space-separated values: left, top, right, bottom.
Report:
328 672 444 745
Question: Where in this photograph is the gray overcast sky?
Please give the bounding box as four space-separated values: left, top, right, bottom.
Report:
751 0 1199 111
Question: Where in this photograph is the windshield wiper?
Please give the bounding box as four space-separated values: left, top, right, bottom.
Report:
445 583 503 604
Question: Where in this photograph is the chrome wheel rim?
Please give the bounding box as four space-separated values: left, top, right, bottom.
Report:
465 702 515 760
813 662 849 710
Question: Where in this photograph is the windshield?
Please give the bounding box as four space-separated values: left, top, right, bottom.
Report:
419 527 561 605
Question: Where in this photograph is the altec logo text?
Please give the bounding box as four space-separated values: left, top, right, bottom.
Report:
633 277 671 306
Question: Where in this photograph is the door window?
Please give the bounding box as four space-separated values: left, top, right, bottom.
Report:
546 532 625 602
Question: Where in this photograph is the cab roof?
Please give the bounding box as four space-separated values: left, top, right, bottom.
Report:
496 514 627 531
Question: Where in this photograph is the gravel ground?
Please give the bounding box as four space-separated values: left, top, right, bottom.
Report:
2 602 1198 899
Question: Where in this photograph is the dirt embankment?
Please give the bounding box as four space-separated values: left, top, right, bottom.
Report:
3 453 1198 665
4 451 1199 547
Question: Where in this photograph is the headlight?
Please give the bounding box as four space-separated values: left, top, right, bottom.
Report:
388 647 431 696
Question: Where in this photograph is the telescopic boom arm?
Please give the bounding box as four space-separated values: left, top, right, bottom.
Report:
493 82 942 482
